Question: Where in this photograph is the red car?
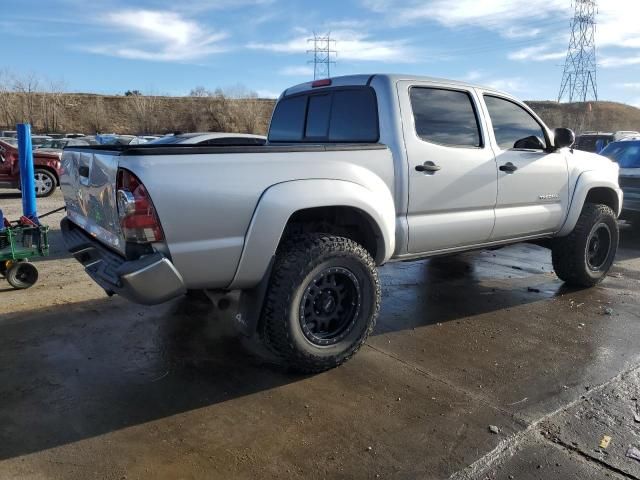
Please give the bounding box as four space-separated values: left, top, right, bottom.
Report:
0 139 61 197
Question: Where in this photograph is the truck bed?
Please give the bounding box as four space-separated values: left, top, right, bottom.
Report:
61 142 394 290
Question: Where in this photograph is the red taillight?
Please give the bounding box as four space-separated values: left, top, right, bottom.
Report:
312 78 332 88
116 168 164 243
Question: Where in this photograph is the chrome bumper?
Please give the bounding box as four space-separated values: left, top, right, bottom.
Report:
61 218 186 305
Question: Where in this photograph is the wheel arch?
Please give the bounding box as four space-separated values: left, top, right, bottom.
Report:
557 172 623 237
228 179 395 290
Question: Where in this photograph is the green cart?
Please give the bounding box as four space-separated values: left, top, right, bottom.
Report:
0 224 49 289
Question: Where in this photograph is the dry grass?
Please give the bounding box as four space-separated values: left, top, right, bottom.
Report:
1 90 638 137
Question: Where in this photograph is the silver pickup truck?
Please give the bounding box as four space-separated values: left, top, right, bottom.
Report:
61 74 622 373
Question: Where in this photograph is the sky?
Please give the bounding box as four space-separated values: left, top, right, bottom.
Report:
1 0 639 105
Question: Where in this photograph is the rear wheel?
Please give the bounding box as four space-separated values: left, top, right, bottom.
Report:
6 261 38 289
552 203 619 287
259 234 380 373
34 169 56 197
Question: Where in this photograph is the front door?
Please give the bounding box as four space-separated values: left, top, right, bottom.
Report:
480 94 569 240
398 81 498 253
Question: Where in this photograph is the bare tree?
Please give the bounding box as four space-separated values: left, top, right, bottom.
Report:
0 69 19 128
13 72 40 126
82 96 106 134
128 92 161 134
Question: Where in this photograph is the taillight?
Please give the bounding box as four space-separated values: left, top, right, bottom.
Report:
116 168 164 243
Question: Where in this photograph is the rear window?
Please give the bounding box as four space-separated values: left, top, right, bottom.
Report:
268 87 379 143
601 142 640 168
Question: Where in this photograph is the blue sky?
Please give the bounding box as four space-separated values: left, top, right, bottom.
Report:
1 0 639 105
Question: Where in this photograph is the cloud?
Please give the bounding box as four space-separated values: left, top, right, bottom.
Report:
508 45 565 62
86 10 228 61
248 29 417 63
256 89 280 99
618 83 640 90
362 0 640 66
483 78 527 93
279 66 314 76
464 70 526 93
362 0 569 29
600 56 640 68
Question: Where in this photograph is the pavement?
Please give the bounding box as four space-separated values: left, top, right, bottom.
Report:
1 188 640 480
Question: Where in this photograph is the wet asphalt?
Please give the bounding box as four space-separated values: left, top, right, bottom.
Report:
0 190 639 479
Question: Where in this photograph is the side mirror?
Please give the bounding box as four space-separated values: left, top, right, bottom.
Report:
513 136 546 150
554 128 575 149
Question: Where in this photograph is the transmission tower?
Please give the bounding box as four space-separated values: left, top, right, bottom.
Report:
307 33 336 80
558 0 598 103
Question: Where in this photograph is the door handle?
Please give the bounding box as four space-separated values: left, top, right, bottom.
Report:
415 161 441 174
499 162 518 173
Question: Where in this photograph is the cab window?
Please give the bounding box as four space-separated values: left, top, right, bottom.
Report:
410 87 482 148
484 95 546 150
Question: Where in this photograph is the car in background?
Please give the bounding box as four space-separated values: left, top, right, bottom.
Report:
36 138 90 156
600 138 640 220
0 130 17 138
65 133 86 139
30 135 52 149
147 132 267 146
0 139 61 197
95 134 151 145
0 137 17 146
575 131 640 153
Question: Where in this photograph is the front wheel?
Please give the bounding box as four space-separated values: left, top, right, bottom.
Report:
259 234 380 373
552 203 619 287
34 169 57 197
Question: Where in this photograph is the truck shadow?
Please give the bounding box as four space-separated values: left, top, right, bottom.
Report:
0 296 302 461
0 233 638 461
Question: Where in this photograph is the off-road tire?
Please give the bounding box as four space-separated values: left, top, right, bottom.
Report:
552 203 619 287
259 234 380 373
6 261 38 289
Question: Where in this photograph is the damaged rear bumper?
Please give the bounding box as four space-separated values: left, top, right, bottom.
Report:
61 217 186 305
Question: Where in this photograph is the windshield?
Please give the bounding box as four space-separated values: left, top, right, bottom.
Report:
601 142 640 168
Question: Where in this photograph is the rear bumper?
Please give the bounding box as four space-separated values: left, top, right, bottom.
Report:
61 218 186 305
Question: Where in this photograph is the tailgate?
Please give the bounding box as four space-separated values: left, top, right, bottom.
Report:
60 149 126 254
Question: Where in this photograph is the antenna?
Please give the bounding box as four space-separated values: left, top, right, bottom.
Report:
558 0 598 103
307 33 337 80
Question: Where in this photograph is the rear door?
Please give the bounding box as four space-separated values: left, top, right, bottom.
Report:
398 81 498 253
480 93 569 240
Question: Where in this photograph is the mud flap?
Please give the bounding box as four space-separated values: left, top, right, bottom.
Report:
204 258 273 337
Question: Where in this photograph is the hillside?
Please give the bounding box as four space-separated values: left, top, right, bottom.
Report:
526 100 640 134
1 90 639 136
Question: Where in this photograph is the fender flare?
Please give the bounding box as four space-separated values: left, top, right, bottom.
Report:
557 171 623 237
228 178 396 290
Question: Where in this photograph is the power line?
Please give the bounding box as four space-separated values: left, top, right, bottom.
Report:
558 0 598 103
307 33 336 80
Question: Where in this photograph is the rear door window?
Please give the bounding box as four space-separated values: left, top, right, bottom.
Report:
269 87 379 143
409 87 482 147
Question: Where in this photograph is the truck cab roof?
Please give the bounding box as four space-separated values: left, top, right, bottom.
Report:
282 73 514 99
